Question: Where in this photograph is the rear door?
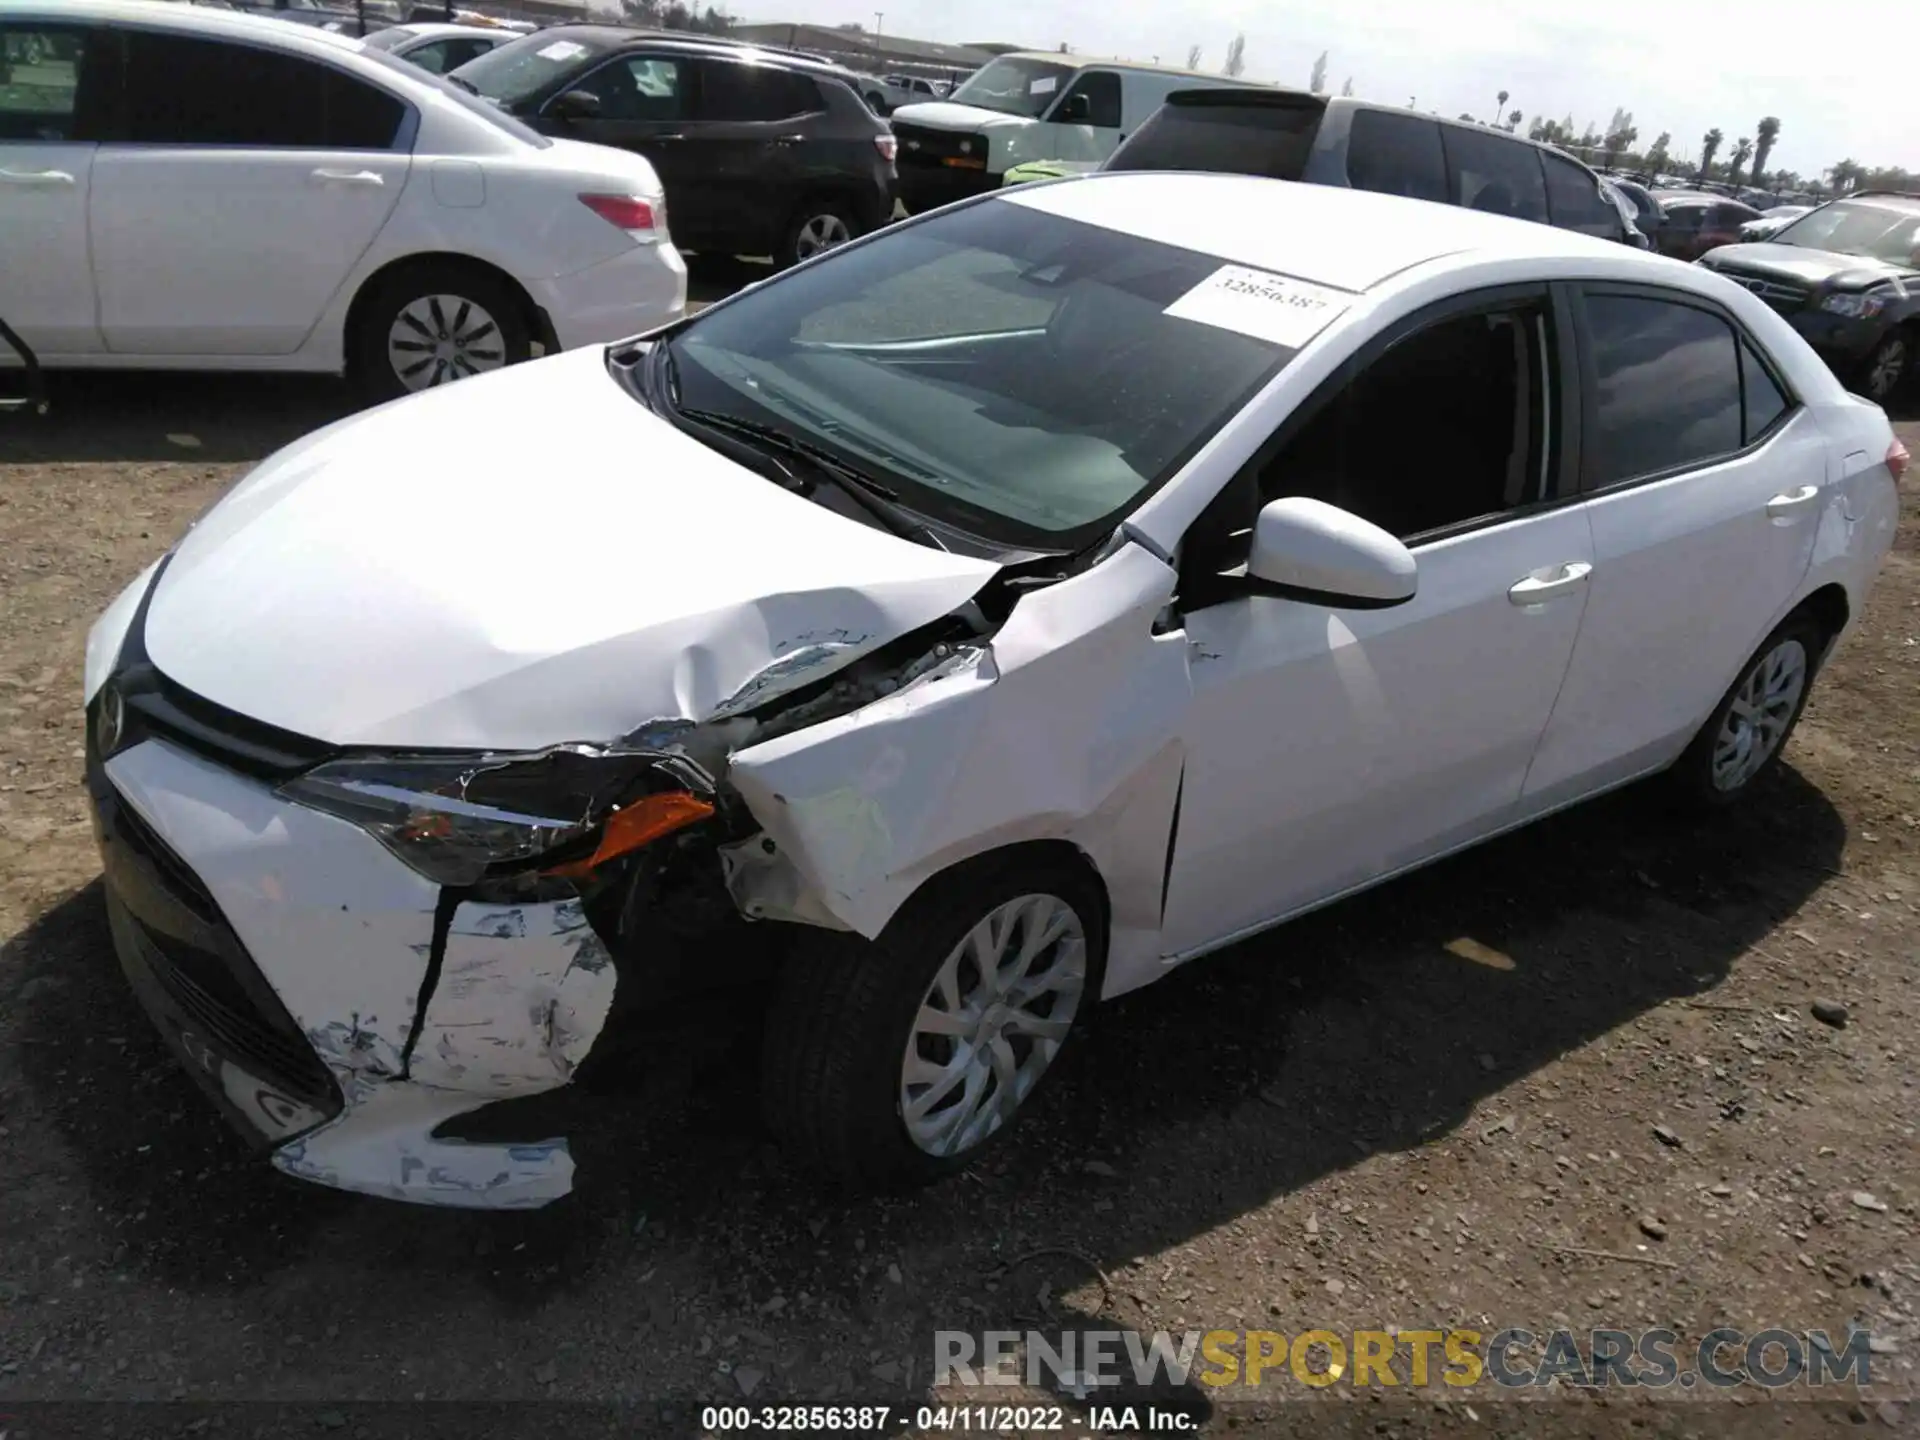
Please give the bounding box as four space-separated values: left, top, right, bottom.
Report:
91 28 409 356
0 20 110 356
1522 286 1826 805
685 57 830 254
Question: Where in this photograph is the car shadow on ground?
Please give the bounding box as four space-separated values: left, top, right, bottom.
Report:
7 756 1845 1397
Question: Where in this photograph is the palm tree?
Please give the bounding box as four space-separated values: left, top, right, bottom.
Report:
1507 108 1522 132
1826 159 1865 194
1728 137 1754 187
1699 128 1724 181
1493 88 1508 125
1752 117 1781 188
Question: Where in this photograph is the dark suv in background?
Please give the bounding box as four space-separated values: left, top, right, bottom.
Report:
451 29 896 267
1102 90 1634 245
1697 191 1920 402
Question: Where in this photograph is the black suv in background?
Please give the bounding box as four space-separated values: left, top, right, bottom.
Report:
451 29 896 267
1103 90 1633 246
1697 192 1920 403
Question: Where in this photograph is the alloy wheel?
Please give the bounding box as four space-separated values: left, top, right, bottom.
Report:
1711 637 1808 791
793 213 853 261
898 893 1087 1157
1866 336 1908 402
387 294 507 392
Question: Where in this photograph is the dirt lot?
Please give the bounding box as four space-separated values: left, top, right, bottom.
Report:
1 323 1916 1437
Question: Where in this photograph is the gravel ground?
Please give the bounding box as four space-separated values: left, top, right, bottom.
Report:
1 303 1916 1439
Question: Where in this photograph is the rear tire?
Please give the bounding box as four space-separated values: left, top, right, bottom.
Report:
349 261 533 404
1668 613 1826 808
761 852 1106 1192
777 198 861 269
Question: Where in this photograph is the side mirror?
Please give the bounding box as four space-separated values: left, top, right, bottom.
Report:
1057 92 1091 123
1246 497 1417 608
548 88 601 121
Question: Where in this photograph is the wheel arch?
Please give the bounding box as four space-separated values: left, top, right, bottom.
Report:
342 252 551 363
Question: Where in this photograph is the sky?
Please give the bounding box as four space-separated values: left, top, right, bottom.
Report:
742 0 1919 179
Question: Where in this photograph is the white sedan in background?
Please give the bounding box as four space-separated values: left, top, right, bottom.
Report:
0 0 684 398
359 20 513 74
84 174 1901 1207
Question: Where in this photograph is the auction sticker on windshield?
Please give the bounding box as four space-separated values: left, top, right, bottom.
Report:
1165 264 1353 349
537 40 587 60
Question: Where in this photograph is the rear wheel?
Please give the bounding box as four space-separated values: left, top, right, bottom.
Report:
350 261 533 403
761 852 1105 1191
777 198 861 268
1856 329 1911 404
1668 614 1825 807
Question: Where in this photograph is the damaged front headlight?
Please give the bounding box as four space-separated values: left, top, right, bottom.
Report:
278 746 714 888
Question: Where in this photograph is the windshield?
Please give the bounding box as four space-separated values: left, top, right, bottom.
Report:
351 44 551 145
663 198 1299 549
450 29 611 108
948 57 1078 119
1774 200 1920 265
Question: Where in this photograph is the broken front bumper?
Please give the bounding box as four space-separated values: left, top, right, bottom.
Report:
87 731 615 1209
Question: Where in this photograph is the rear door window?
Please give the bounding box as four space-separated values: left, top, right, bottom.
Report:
119 31 406 148
697 59 821 123
1344 107 1447 203
1104 96 1322 180
1582 291 1744 487
1543 153 1622 239
1439 124 1549 222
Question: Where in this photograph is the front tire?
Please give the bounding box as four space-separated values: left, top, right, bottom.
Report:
1856 328 1911 405
761 853 1106 1191
1669 614 1825 807
349 261 533 404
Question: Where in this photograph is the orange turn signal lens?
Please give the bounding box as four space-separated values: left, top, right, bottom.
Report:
543 790 714 878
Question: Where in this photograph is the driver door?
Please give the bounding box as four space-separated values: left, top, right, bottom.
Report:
1159 286 1596 957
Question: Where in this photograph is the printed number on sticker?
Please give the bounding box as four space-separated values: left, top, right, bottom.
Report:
1163 264 1353 350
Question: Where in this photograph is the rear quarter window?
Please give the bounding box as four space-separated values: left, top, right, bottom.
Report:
1439 124 1549 223
1543 154 1623 240
1104 97 1322 180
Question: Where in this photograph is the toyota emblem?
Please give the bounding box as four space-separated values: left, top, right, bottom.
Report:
95 682 125 756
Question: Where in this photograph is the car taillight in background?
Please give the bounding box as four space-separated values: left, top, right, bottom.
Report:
579 193 663 241
874 133 897 163
1889 437 1910 482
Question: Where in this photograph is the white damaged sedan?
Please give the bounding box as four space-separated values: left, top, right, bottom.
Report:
83 174 1904 1208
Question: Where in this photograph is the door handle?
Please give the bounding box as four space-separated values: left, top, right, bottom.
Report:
1765 484 1819 520
309 168 385 186
1507 561 1593 606
0 168 76 187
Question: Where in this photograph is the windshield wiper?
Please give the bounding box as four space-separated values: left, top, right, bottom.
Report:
673 405 945 548
445 74 479 94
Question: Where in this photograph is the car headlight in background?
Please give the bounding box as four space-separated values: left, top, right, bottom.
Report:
279 747 713 887
1820 292 1887 320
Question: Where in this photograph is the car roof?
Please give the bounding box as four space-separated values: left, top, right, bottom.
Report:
990 50 1272 85
24 0 367 51
384 21 511 39
527 23 856 76
999 171 1655 293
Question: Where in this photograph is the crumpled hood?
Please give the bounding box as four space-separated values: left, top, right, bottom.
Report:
1707 242 1920 291
144 347 998 750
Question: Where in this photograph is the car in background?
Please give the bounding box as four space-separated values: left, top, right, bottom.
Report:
1653 193 1763 260
1739 203 1813 242
890 53 1271 212
1001 157 1097 184
1599 178 1650 248
361 20 513 72
1698 191 1920 403
1102 90 1637 246
0 0 684 399
81 173 1901 1207
450 27 896 266
1605 174 1666 245
882 72 947 99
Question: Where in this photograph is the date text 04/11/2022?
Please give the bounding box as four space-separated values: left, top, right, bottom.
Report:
698 1404 1198 1432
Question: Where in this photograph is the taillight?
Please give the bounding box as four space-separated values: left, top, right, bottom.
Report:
1889 437 1910 482
873 133 897 162
579 193 658 236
